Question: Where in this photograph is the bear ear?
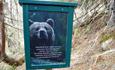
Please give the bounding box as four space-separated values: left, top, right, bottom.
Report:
46 18 54 27
29 19 34 23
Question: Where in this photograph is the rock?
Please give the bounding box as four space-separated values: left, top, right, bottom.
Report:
90 49 115 70
107 0 115 27
16 63 25 70
101 38 115 51
63 25 115 70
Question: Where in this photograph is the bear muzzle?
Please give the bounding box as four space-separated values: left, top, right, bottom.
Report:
39 30 48 40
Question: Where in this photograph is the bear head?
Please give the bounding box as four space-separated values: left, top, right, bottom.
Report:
30 18 55 46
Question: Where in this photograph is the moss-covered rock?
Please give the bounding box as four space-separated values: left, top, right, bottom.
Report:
100 31 115 44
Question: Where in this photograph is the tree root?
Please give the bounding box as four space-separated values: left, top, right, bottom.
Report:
2 53 24 67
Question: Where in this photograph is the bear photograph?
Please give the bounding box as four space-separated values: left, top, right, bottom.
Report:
30 18 55 46
29 11 67 66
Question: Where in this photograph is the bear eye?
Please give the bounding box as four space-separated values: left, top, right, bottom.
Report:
36 27 39 31
45 27 48 30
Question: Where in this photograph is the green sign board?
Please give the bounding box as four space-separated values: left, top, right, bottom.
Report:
19 0 77 70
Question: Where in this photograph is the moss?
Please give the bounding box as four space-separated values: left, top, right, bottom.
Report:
111 32 115 39
9 64 17 70
74 28 80 36
85 25 91 33
100 33 115 43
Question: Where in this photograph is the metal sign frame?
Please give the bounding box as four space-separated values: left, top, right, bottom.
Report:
19 0 77 70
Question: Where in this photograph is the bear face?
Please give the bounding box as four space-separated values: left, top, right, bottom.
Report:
30 18 55 46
